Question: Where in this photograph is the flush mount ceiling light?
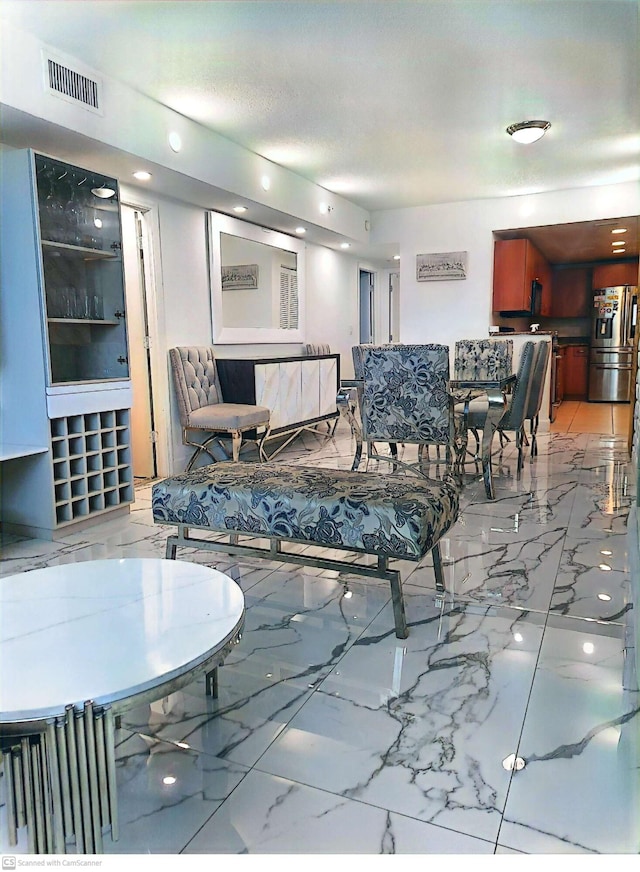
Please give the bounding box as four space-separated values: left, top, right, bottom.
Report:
506 120 551 144
91 184 116 198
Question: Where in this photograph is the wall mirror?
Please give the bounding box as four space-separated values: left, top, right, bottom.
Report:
208 212 305 344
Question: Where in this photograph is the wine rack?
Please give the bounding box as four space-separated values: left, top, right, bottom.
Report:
50 409 133 525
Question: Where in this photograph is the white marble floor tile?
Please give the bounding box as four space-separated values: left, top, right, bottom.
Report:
183 769 495 854
255 596 546 844
2 426 637 856
499 615 640 854
103 735 249 854
550 531 633 623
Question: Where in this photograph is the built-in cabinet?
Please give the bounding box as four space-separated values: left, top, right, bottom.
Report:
492 238 551 315
592 261 639 289
550 267 592 318
0 149 133 538
563 344 590 398
217 354 339 447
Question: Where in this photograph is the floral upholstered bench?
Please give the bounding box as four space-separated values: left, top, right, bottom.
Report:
152 462 459 639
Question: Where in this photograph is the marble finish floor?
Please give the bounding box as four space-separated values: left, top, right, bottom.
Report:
1 418 638 856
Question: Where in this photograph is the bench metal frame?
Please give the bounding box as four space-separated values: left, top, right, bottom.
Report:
165 524 446 640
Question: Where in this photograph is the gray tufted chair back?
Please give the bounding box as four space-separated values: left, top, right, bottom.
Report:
304 343 331 356
499 341 536 431
170 346 224 426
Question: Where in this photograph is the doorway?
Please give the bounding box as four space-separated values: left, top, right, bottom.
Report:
121 205 157 480
389 271 399 341
359 269 375 343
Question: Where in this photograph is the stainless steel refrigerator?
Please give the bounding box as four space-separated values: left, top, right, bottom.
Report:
588 284 638 402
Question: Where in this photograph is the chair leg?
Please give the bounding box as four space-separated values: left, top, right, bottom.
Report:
231 430 242 462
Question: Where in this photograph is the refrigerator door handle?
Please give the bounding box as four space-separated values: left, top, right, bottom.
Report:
630 295 637 341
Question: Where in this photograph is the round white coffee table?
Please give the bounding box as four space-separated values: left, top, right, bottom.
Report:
0 558 244 854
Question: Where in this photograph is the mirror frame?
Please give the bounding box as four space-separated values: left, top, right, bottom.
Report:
208 212 305 344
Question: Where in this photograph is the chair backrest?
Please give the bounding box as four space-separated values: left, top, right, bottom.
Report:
169 346 224 428
359 344 452 445
454 338 513 381
525 341 551 419
498 341 537 431
304 343 331 356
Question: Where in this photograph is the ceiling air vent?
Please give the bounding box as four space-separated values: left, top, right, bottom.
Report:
44 52 103 114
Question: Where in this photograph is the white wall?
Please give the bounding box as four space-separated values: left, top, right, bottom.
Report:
116 185 362 471
371 181 640 349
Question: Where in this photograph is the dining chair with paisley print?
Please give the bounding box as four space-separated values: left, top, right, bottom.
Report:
454 338 514 455
357 343 466 475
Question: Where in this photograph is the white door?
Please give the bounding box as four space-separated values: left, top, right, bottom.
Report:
121 206 157 479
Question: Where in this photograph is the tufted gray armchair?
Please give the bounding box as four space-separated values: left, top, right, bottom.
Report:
169 346 270 470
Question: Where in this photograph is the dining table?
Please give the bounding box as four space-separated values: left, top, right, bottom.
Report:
448 372 516 499
337 371 516 500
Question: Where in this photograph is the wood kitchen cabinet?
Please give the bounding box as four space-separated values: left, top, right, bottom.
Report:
550 267 592 318
592 260 639 289
563 344 589 398
493 238 552 315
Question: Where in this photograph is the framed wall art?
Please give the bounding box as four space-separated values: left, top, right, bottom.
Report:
416 251 468 281
221 263 259 291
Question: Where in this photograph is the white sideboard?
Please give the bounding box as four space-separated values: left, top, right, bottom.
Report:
217 354 339 453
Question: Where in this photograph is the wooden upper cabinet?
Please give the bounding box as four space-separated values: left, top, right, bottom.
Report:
550 267 592 318
493 238 550 313
592 260 639 289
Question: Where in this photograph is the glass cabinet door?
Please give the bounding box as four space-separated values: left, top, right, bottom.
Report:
34 153 130 384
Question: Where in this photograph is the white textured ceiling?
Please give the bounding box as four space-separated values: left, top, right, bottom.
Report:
1 0 638 266
1 0 638 214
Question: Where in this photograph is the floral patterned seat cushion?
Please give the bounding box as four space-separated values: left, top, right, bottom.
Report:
152 462 459 561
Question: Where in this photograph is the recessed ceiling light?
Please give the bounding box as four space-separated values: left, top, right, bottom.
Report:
295 226 306 234
261 175 271 191
133 170 152 181
233 205 248 213
319 202 329 215
506 120 551 144
613 248 626 254
168 131 182 153
582 642 595 655
513 632 524 643
611 228 628 234
340 242 351 249
612 241 626 246
93 217 103 229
